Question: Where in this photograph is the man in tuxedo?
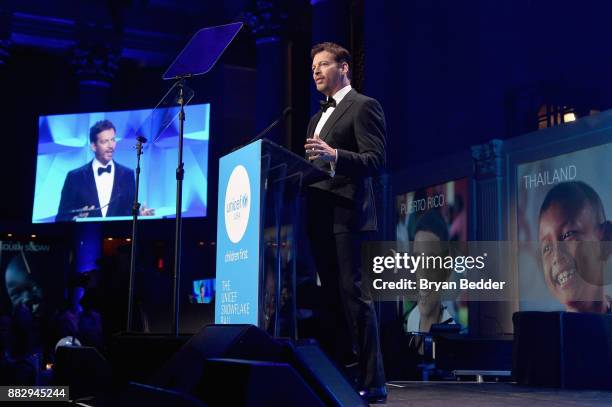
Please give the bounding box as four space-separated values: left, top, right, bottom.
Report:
56 120 154 221
304 42 387 403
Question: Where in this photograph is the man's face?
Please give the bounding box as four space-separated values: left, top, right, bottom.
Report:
5 265 42 314
91 128 116 165
312 51 347 97
538 201 604 309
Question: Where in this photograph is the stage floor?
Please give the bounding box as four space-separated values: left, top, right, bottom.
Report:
381 382 612 407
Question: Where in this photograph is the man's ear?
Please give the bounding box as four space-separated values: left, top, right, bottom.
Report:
90 143 96 153
599 220 612 261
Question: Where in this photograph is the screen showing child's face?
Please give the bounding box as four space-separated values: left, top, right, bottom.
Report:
539 201 603 309
5 264 43 314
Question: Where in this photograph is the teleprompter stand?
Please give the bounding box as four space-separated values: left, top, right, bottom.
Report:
162 22 243 336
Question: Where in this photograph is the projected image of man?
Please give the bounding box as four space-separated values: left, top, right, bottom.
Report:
406 210 455 334
538 181 612 313
55 120 154 221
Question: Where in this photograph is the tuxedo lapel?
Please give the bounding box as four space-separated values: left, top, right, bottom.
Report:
308 110 323 138
108 164 130 216
108 167 120 216
318 89 356 141
84 162 102 215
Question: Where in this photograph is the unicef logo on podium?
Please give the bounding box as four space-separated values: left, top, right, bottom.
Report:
224 165 251 243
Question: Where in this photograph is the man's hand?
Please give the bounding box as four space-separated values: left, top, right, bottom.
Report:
140 203 155 217
72 205 95 220
305 137 337 162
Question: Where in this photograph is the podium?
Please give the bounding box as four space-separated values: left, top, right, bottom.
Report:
215 139 328 338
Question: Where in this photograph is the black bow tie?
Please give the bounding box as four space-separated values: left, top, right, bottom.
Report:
319 97 336 112
97 165 112 176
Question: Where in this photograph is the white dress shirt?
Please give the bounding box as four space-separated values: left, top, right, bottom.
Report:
314 84 352 136
314 84 352 176
405 305 455 333
92 159 115 217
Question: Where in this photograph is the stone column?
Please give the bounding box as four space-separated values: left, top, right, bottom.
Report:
71 41 120 111
472 139 515 335
472 140 504 241
246 0 290 145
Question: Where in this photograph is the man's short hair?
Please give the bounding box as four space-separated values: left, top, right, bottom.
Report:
311 42 352 79
415 210 449 242
89 120 116 144
539 181 606 226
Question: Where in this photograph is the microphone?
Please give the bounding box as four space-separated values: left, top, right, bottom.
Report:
67 193 122 214
136 135 147 154
254 106 292 141
232 107 292 152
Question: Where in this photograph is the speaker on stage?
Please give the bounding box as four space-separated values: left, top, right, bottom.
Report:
198 358 325 406
513 311 612 389
54 345 112 400
151 324 285 390
110 332 191 386
121 382 207 407
148 324 365 407
284 339 367 407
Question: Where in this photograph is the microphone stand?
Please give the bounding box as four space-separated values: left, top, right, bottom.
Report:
127 135 146 332
172 78 187 336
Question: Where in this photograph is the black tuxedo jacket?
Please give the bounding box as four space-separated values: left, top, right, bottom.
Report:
306 88 386 233
56 160 136 222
